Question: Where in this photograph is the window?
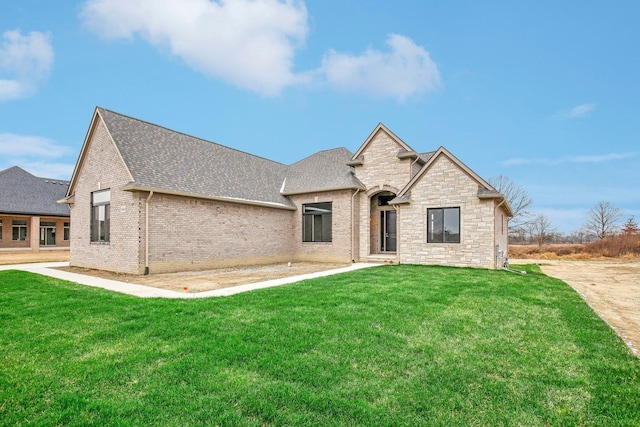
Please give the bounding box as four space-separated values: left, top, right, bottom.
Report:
427 207 460 243
39 221 56 246
91 189 110 242
12 220 28 241
302 202 332 242
64 222 70 241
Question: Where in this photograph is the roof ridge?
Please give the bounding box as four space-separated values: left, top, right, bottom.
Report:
97 107 287 167
287 146 353 166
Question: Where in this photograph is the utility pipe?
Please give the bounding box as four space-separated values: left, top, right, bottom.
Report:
144 190 154 275
351 189 360 262
493 198 506 269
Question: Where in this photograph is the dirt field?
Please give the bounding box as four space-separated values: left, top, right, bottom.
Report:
0 250 70 265
60 262 352 293
512 258 640 356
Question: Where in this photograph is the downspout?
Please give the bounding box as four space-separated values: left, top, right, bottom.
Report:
494 198 525 275
393 204 400 263
144 190 154 275
351 189 360 262
493 199 506 269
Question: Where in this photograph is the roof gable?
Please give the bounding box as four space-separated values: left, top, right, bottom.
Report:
66 108 133 199
396 146 513 216
0 166 70 216
91 108 294 209
350 123 415 160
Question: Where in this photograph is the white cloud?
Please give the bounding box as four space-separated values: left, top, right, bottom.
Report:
80 0 309 96
320 34 441 101
553 103 596 119
0 133 72 157
502 152 636 166
0 133 74 179
0 30 54 102
80 1 441 100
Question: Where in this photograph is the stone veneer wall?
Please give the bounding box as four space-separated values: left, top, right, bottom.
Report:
352 130 413 260
69 118 143 274
398 154 498 268
145 193 295 273
288 190 355 263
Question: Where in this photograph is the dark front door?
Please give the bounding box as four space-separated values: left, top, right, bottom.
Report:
380 210 397 252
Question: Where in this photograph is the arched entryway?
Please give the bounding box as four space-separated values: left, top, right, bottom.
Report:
370 191 397 254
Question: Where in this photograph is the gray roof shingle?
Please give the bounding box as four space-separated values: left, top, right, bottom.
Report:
0 166 70 216
98 108 293 208
97 108 364 207
282 148 364 195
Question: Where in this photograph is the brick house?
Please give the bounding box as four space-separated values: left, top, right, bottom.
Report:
0 166 70 251
61 107 512 274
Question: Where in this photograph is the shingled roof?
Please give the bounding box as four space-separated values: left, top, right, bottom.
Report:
0 166 70 216
281 148 364 195
72 108 363 208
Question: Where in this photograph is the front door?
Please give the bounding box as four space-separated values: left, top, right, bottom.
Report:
380 210 397 252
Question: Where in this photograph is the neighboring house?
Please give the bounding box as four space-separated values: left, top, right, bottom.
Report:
0 166 70 251
61 107 512 274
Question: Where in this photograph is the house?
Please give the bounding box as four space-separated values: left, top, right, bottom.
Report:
0 166 70 251
61 107 512 274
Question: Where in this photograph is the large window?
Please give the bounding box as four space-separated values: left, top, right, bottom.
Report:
427 207 460 243
39 221 56 246
302 202 332 242
12 220 27 241
91 189 110 242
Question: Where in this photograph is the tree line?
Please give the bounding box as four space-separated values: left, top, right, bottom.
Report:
489 176 638 245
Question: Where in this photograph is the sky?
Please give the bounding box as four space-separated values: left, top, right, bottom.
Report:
1 0 638 234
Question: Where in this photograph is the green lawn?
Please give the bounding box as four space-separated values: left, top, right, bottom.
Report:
1 265 639 426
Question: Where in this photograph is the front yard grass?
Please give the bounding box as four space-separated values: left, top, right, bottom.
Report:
1 265 639 426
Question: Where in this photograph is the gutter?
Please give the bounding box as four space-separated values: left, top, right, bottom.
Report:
144 190 154 275
121 184 296 211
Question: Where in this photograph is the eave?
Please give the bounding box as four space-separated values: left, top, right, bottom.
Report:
281 183 366 196
120 184 297 211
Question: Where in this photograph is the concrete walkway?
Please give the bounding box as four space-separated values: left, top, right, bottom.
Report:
0 262 378 298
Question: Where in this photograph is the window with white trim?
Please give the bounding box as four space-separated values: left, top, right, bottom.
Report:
427 207 460 243
91 189 110 242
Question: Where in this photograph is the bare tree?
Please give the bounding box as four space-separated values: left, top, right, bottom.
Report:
582 201 623 239
621 215 639 235
529 214 556 246
487 176 533 232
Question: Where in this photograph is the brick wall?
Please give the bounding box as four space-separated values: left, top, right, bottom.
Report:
397 154 498 268
0 215 70 250
69 118 143 274
145 193 295 273
69 116 357 273
288 190 355 263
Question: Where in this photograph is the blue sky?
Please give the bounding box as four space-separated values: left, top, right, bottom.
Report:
1 0 638 233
